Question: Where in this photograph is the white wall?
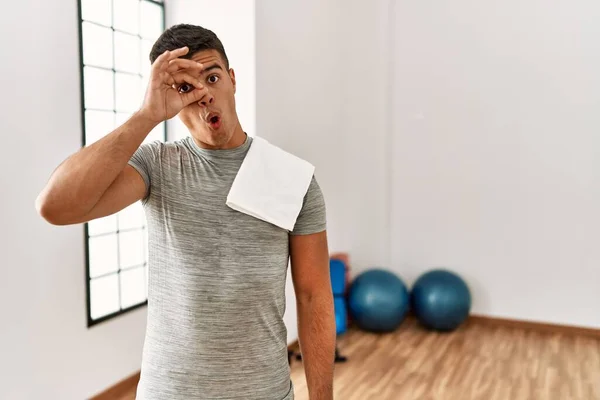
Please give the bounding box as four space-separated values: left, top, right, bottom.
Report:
256 0 393 342
0 1 147 399
166 0 255 141
391 1 600 328
258 0 600 330
256 0 392 266
337 0 393 271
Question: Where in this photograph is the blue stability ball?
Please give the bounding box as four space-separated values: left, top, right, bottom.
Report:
348 269 409 332
411 269 472 332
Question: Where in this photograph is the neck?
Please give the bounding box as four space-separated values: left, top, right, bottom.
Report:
193 122 246 150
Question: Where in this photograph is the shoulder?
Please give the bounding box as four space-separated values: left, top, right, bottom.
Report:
306 175 324 202
291 174 327 235
147 137 190 152
304 175 326 216
137 137 197 160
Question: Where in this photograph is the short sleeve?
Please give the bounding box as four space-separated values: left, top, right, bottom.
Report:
128 141 161 202
291 175 327 235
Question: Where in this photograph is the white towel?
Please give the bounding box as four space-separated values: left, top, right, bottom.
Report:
226 136 315 231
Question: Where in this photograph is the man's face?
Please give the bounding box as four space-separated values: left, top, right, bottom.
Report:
177 49 238 149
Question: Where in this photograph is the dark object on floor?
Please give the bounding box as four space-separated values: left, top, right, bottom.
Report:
294 347 348 363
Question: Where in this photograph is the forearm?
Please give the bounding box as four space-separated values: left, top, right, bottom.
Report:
36 111 156 219
297 291 336 400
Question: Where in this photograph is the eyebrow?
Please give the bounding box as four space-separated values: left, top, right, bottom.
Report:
202 64 223 74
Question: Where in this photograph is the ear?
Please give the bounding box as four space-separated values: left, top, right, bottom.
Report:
229 68 236 93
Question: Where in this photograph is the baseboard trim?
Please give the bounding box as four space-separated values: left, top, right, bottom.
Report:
469 314 600 339
89 371 140 400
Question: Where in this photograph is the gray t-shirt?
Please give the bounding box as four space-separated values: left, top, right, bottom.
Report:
128 134 326 400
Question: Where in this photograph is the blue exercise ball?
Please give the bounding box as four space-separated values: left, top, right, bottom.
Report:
348 269 409 332
411 269 471 332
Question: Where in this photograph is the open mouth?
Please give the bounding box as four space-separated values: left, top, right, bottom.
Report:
206 112 222 129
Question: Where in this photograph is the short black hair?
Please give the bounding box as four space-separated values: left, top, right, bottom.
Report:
149 24 229 68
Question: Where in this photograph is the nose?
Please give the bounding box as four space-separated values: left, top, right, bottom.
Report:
198 91 214 107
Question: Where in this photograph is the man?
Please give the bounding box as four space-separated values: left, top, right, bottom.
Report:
36 24 336 399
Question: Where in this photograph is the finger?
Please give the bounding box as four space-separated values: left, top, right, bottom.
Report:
166 46 190 61
151 47 190 72
172 71 204 89
151 50 171 73
167 59 204 74
181 85 210 107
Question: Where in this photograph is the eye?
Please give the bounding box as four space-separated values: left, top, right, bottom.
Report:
178 83 194 94
207 74 219 84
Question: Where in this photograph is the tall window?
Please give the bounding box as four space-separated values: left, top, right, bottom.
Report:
78 0 166 326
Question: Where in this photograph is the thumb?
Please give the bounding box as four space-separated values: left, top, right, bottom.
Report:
181 86 209 107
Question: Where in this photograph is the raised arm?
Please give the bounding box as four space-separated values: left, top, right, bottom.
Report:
36 46 209 225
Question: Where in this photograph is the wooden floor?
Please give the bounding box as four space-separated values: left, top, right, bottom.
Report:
290 318 600 400
116 317 600 400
